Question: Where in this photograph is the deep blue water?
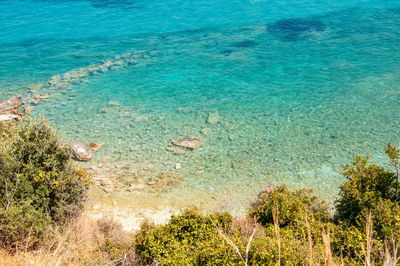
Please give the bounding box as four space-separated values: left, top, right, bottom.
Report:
1 0 400 213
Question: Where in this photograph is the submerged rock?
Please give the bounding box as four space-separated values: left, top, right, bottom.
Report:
147 180 157 186
174 163 182 170
221 49 233 56
200 127 211 135
172 137 205 150
166 146 186 155
267 18 326 41
71 141 93 161
100 179 113 193
207 112 220 124
129 183 146 191
30 94 50 105
108 100 120 106
23 51 145 108
89 142 105 152
233 40 258 48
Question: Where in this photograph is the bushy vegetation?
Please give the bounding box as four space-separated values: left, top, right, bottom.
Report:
0 120 90 250
135 147 400 265
136 209 239 265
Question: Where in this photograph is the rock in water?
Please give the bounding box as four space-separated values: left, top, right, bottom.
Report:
100 179 113 193
71 141 93 161
207 112 220 124
88 142 104 151
0 95 24 122
267 18 326 41
172 137 205 150
200 127 211 135
0 95 22 113
166 146 186 155
233 40 258 48
8 95 22 107
129 183 146 191
108 100 120 106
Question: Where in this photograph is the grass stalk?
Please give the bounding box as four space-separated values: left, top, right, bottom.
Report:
272 203 281 266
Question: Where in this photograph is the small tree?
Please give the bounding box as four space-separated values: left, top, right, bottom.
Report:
0 120 90 250
335 152 400 242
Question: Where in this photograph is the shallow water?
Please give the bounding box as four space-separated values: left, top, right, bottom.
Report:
1 0 400 215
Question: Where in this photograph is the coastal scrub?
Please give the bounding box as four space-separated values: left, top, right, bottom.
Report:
0 120 90 250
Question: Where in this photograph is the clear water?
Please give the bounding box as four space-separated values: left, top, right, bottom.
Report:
1 0 400 214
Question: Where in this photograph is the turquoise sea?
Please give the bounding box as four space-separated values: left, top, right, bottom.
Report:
1 0 400 214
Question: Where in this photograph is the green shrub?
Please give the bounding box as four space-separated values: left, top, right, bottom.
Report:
335 155 400 241
0 120 90 250
248 185 329 227
136 209 241 265
135 207 340 265
247 185 341 264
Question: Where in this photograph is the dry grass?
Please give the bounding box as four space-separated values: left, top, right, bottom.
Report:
230 216 262 239
305 214 313 266
0 214 139 266
272 203 281 266
322 227 334 266
356 212 374 266
383 238 400 266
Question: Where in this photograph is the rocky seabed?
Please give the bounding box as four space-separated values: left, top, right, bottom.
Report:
25 49 154 105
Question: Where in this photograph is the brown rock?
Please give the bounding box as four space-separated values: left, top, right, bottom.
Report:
172 137 205 150
71 141 93 161
0 114 20 122
0 95 22 114
129 183 146 191
88 142 104 151
0 109 25 123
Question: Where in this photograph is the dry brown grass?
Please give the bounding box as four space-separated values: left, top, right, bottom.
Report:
272 203 281 266
230 216 262 238
383 238 400 266
0 214 139 266
322 227 334 266
356 212 374 266
305 214 313 266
